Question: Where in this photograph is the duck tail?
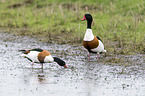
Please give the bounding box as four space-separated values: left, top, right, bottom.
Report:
19 49 30 54
103 50 107 54
19 49 26 52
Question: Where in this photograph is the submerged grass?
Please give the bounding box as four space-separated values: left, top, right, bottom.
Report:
0 0 144 54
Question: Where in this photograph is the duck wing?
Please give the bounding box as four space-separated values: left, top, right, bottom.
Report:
19 48 43 54
30 48 43 52
96 36 103 43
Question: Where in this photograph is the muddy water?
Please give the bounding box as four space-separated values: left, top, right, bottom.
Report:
0 31 145 96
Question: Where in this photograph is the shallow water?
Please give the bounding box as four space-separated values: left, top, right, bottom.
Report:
0 31 145 96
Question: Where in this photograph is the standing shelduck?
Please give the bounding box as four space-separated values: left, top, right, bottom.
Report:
19 48 68 68
81 14 107 61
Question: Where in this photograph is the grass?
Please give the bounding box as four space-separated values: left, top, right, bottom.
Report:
0 0 144 54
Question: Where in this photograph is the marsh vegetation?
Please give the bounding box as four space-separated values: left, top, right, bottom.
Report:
0 0 144 54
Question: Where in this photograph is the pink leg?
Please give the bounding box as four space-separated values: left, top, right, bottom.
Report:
31 62 34 67
97 54 100 60
88 52 90 61
41 63 43 69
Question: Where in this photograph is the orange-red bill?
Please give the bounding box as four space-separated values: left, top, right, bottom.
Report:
64 65 68 68
81 15 86 21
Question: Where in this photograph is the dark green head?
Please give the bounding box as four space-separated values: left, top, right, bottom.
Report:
81 14 93 29
53 57 68 68
81 14 93 21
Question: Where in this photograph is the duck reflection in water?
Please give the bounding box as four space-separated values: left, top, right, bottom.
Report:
38 74 45 82
37 68 45 83
31 67 45 83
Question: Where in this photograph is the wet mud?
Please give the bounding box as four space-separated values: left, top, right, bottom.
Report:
0 31 145 96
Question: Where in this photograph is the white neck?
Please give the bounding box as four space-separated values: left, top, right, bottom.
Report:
44 55 54 62
83 29 94 41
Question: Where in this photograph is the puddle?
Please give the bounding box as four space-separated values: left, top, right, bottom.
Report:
0 31 145 96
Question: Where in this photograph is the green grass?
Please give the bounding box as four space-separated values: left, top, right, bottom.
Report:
0 0 144 54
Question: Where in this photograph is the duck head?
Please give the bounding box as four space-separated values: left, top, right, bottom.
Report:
81 14 93 29
53 57 68 68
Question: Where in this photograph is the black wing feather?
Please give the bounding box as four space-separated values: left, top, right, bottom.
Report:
26 57 33 62
30 48 43 52
18 49 28 54
18 49 27 52
96 36 105 50
87 46 97 54
19 48 43 54
96 36 103 43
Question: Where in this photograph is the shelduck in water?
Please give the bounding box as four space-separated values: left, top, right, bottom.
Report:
19 48 68 68
81 14 107 61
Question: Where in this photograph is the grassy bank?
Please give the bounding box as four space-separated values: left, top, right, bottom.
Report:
0 0 144 54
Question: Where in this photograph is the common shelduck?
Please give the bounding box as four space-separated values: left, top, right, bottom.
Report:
19 48 68 68
81 14 107 61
